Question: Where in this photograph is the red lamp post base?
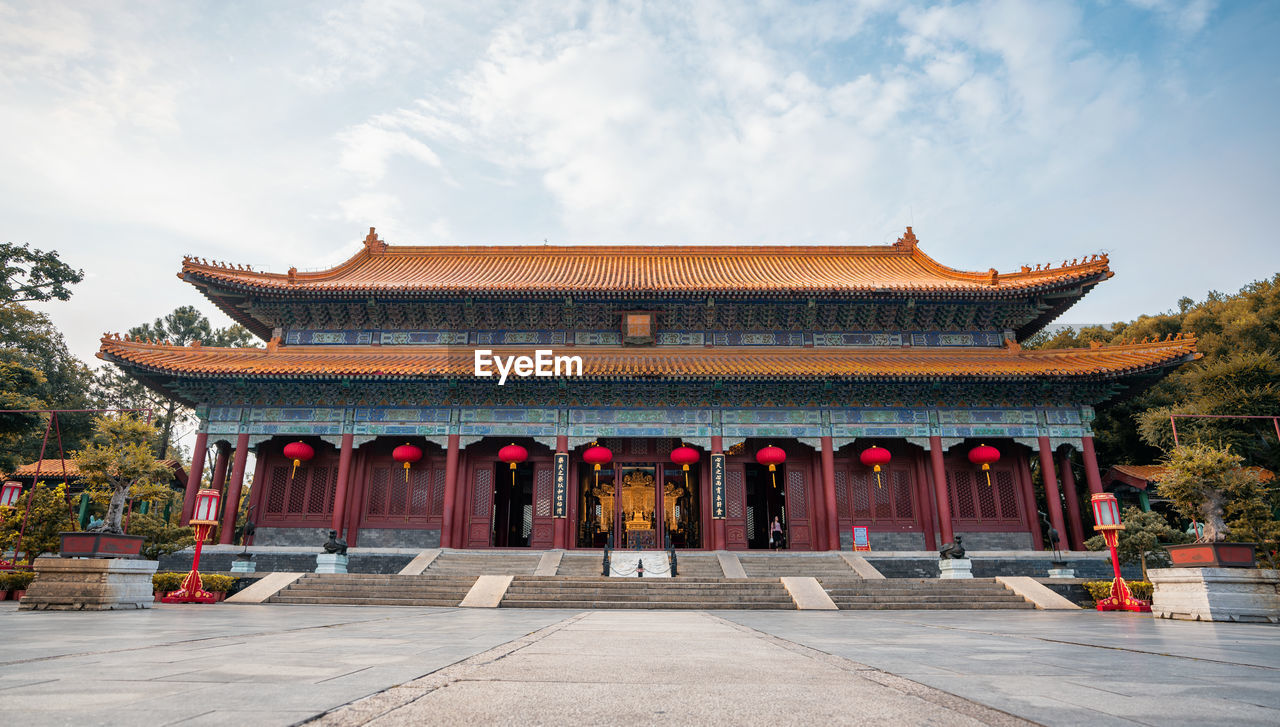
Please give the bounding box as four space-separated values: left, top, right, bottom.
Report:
1095 576 1151 613
161 521 218 604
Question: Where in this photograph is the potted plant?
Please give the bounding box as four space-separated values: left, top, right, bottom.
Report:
62 417 178 558
20 416 174 611
1146 443 1280 622
1155 443 1265 568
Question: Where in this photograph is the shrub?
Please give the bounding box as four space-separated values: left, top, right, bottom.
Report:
0 571 36 591
152 572 185 592
1082 580 1152 603
152 571 235 593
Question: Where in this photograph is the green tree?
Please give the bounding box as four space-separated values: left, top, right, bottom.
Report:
95 305 253 458
1027 274 1280 474
0 241 83 303
0 482 77 564
1085 506 1192 580
0 303 100 461
74 416 175 534
0 361 46 472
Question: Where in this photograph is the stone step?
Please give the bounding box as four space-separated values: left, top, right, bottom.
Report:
500 600 794 609
830 594 1029 604
831 601 1036 610
270 595 464 607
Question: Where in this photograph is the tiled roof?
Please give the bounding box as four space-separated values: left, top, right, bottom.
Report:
99 336 1198 382
1105 464 1274 490
179 227 1112 298
8 459 186 483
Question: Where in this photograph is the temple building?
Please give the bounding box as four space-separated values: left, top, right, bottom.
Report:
99 227 1198 553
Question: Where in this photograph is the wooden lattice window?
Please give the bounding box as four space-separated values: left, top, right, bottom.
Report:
834 468 849 518
473 468 493 517
262 462 335 524
947 468 1023 528
726 468 744 518
848 469 917 527
786 469 807 519
535 467 552 518
365 467 433 523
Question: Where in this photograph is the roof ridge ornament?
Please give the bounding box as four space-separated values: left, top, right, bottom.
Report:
894 226 918 251
363 226 387 254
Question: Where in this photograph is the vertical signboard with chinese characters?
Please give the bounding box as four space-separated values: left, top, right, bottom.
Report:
553 452 568 518
711 453 726 519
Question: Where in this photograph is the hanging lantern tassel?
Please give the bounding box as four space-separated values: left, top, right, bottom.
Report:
594 462 601 487
873 463 883 489
682 463 690 489
982 463 992 487
768 463 777 488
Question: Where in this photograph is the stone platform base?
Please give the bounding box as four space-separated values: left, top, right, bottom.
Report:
938 559 973 579
315 553 348 574
1149 567 1280 623
20 556 158 611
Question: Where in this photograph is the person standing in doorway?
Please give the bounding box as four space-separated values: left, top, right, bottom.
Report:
771 516 784 550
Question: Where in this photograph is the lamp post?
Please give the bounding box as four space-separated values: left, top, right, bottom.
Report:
1090 492 1150 612
162 488 221 604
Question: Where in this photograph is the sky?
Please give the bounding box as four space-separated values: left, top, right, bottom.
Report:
3 0 1279 367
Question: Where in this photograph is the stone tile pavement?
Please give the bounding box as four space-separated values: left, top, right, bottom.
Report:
2 601 1277 725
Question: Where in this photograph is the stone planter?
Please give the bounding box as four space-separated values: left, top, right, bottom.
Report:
60 532 146 559
19 555 158 611
1164 542 1256 569
1148 567 1279 623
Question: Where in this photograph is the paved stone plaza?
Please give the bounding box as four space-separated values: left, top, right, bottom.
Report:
2 602 1277 726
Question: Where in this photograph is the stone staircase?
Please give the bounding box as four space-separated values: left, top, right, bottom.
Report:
557 551 725 577
739 553 858 579
268 573 477 606
424 550 542 576
818 577 1035 610
501 576 796 609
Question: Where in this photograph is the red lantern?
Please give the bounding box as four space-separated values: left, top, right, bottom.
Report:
393 443 424 482
282 441 315 479
498 443 528 487
670 445 700 488
756 445 786 488
582 445 613 487
968 444 1001 486
859 445 892 488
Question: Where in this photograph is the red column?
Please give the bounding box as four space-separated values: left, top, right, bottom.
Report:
913 450 936 550
928 437 954 546
1081 435 1104 496
219 433 250 545
712 435 726 551
1059 451 1085 550
246 450 268 544
345 449 366 546
208 442 230 492
1017 451 1044 550
181 431 208 525
1038 437 1068 551
553 435 568 549
331 434 354 537
441 434 461 548
820 437 839 551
